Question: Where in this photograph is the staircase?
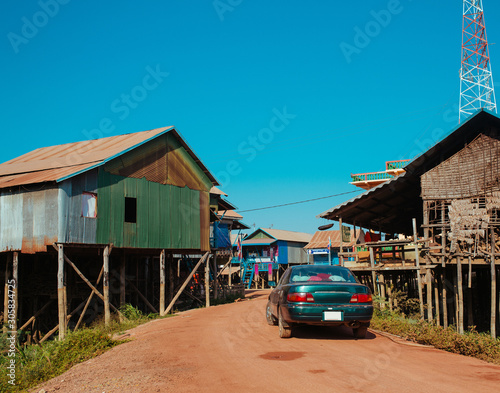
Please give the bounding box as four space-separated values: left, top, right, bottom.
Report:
242 260 255 289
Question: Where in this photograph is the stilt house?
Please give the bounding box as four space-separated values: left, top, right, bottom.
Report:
0 126 219 340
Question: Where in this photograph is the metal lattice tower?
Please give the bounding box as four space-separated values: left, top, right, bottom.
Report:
459 0 497 123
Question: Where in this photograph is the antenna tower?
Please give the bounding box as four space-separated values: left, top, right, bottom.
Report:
459 0 496 123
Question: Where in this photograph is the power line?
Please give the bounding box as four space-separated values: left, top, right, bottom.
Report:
238 190 359 213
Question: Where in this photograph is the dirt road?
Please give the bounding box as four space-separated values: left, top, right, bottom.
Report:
36 290 500 393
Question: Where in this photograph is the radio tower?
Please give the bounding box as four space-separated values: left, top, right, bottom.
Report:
459 0 496 123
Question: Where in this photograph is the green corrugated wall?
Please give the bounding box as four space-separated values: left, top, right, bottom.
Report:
96 169 201 249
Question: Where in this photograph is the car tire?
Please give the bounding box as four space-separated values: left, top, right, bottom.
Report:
353 326 368 339
266 301 278 326
278 307 292 338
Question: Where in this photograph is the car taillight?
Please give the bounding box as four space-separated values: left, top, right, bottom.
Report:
287 292 315 303
350 293 372 303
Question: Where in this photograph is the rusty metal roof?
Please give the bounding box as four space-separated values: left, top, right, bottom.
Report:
250 228 313 243
0 126 219 189
304 230 365 249
210 186 228 196
217 210 243 220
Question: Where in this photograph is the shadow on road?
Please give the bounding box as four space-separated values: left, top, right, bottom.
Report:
290 325 376 341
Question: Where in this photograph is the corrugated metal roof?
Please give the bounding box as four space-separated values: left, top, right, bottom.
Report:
304 229 365 249
0 126 219 189
218 210 243 220
260 228 313 243
210 186 228 196
242 238 276 246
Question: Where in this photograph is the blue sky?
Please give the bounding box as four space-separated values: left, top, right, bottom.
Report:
2 0 499 235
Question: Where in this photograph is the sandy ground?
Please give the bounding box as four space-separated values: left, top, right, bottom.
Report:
34 289 500 393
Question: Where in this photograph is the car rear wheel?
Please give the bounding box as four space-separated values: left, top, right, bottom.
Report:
353 326 368 339
278 307 292 338
266 301 278 326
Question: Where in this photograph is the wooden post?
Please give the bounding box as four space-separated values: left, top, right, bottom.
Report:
213 253 218 300
453 270 459 327
491 231 496 339
120 254 126 307
57 244 67 340
168 254 174 303
457 256 464 334
339 218 344 266
441 271 448 328
387 276 393 311
413 218 424 319
3 253 11 334
467 285 474 330
369 246 377 296
379 273 386 309
434 273 441 327
75 267 104 330
159 250 165 316
426 269 433 322
164 252 209 315
103 246 110 326
205 255 210 308
12 252 18 333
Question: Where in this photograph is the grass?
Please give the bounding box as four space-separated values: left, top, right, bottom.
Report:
0 304 158 392
372 298 500 365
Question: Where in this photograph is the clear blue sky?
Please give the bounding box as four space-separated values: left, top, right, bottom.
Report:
2 0 500 235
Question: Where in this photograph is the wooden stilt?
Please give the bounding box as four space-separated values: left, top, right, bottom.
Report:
457 256 464 333
426 269 433 322
20 300 54 331
59 251 120 312
3 253 11 334
75 267 104 330
369 247 377 296
103 246 111 326
120 254 126 307
467 285 474 330
441 271 448 328
159 250 166 316
453 270 459 328
169 254 174 303
164 252 209 315
491 231 496 339
413 218 424 319
379 274 386 309
205 254 210 307
387 276 393 311
57 245 67 340
433 272 441 326
12 252 18 333
339 218 344 266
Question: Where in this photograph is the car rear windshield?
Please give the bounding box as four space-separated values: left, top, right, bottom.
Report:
289 266 358 284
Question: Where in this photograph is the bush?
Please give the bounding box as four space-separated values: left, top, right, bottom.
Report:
371 308 500 365
0 305 156 392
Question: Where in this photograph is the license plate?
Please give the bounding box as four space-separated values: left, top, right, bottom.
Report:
323 311 343 321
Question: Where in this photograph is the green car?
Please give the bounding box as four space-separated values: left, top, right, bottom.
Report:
266 265 373 339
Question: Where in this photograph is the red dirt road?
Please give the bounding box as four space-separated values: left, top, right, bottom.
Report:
36 290 500 393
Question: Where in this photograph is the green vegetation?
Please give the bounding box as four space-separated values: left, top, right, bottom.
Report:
0 304 158 392
372 296 500 365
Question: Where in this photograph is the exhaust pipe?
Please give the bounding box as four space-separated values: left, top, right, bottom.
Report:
348 321 360 328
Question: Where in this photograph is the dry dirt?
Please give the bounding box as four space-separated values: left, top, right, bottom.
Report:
35 290 500 393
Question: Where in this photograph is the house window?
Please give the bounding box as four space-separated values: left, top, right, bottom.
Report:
125 197 137 223
82 192 97 218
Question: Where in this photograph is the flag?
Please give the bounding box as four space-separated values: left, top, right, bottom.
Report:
328 236 332 251
237 237 242 261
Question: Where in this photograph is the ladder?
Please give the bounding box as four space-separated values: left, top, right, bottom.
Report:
242 261 255 289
